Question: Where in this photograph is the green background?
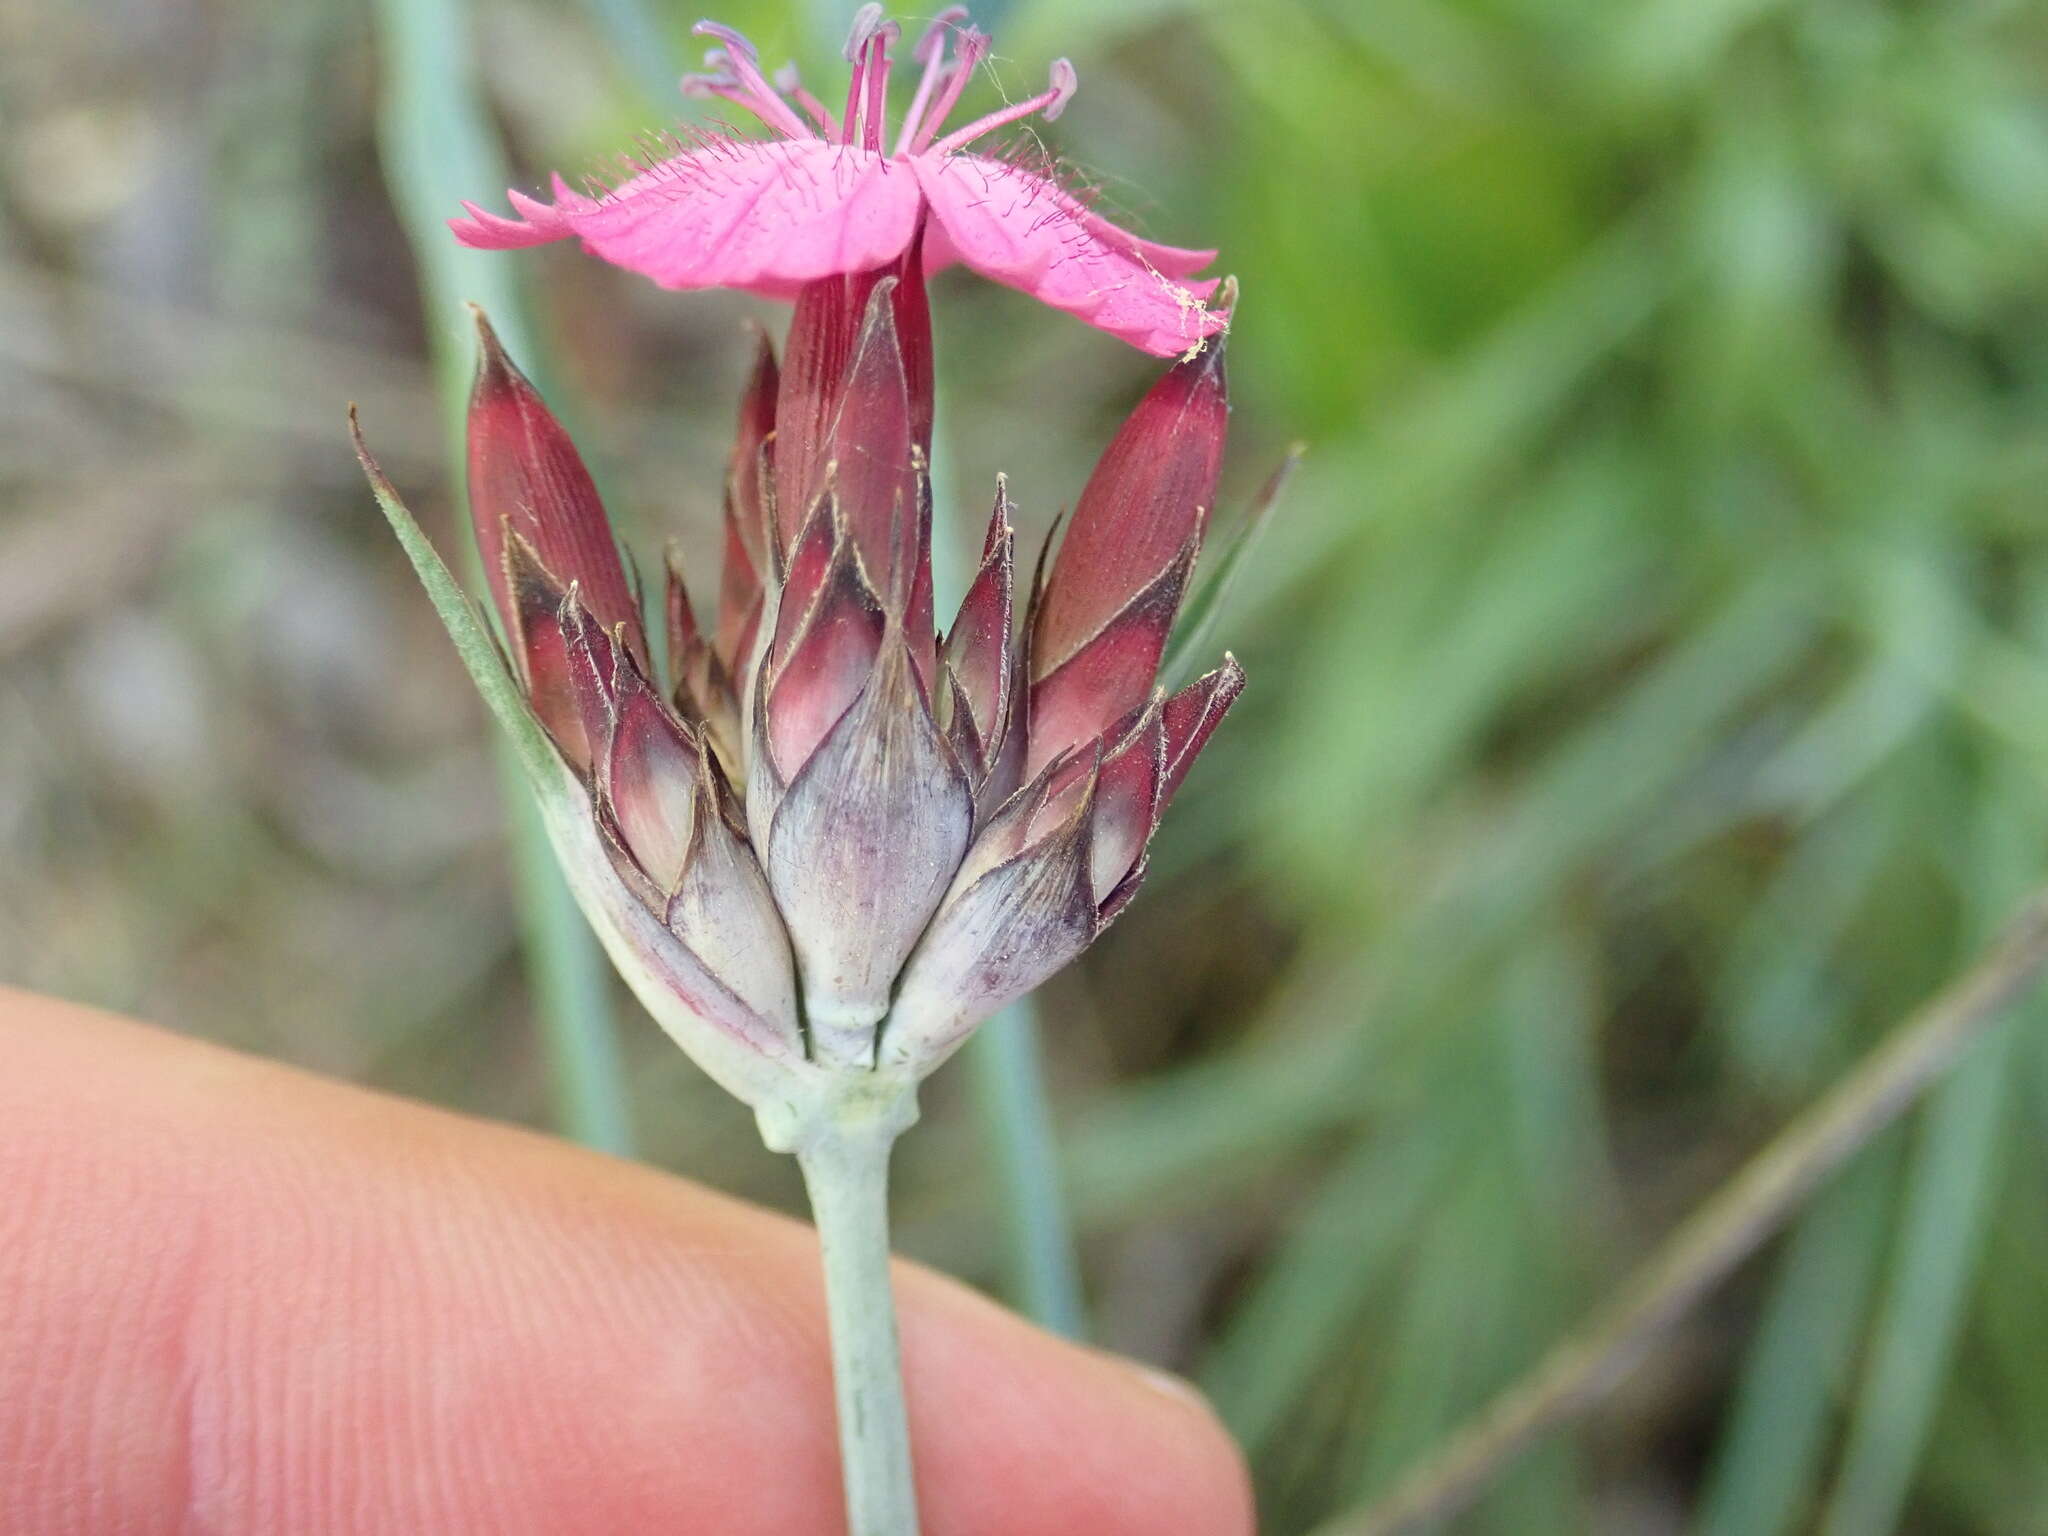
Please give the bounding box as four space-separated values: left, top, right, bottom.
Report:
4 0 2047 1529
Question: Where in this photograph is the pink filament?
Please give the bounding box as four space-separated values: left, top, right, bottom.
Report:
688 23 812 139
929 60 1076 157
862 34 896 153
894 7 968 155
907 27 991 154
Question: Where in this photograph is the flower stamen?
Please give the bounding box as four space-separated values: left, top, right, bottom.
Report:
894 6 969 157
906 24 991 154
838 4 888 147
861 29 899 154
774 62 841 138
689 20 814 139
928 58 1076 158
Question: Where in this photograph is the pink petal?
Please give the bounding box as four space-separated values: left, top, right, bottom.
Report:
449 179 586 249
913 153 1228 357
484 140 924 297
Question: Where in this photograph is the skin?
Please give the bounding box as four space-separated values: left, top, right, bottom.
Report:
0 987 1255 1536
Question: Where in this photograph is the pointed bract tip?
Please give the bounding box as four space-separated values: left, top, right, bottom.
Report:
346 404 390 489
1043 58 1078 120
467 304 517 388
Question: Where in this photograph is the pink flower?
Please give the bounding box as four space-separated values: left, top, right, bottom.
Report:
356 243 1258 1084
450 6 1226 357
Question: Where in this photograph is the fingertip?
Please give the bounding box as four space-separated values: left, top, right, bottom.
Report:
0 989 1258 1536
897 1269 1256 1535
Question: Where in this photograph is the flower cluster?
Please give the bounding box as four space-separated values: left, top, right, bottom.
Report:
449 237 1240 1095
452 6 1227 357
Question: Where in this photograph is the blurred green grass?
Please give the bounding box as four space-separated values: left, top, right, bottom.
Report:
4 0 2048 1529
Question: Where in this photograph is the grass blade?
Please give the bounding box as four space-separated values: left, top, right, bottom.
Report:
967 1000 1089 1337
368 0 633 1155
1691 1144 1896 1536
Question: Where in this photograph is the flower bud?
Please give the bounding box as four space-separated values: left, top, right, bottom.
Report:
743 251 971 1061
465 309 646 768
372 259 1257 1100
1027 333 1228 775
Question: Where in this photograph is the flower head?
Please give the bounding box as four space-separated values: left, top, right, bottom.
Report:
358 247 1257 1101
451 8 1226 358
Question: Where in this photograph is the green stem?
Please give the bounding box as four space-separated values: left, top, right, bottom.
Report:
368 0 633 1154
795 1101 922 1536
503 787 634 1154
968 1001 1088 1337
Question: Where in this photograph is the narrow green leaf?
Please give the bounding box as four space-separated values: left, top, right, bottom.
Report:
967 1001 1088 1338
349 413 564 799
1818 1028 2014 1534
1692 1142 1897 1536
1200 1124 1445 1453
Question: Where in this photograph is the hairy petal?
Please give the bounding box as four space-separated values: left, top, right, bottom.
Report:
450 175 589 249
458 142 922 298
914 154 1227 358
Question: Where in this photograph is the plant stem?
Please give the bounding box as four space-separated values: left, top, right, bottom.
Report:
1314 881 2048 1536
797 1101 922 1536
368 0 633 1154
969 1001 1088 1337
